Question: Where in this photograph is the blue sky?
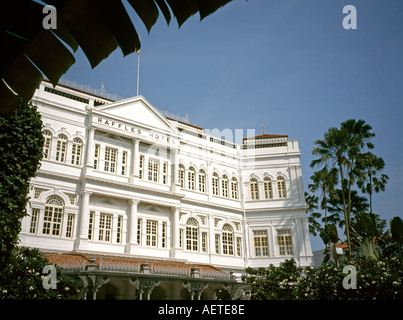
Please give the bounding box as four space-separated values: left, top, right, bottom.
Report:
64 0 403 251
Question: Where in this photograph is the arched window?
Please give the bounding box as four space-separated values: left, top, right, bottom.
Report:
71 138 83 166
222 224 234 255
43 196 64 236
264 177 273 199
250 178 259 200
231 177 238 199
188 167 196 190
221 175 229 198
212 173 219 196
179 164 185 188
55 134 68 162
43 130 52 160
186 218 199 251
277 176 286 199
198 169 206 193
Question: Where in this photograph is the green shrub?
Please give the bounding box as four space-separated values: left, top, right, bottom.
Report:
0 246 83 299
0 100 44 273
243 257 403 300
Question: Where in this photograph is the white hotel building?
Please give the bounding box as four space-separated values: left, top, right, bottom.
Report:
19 79 313 300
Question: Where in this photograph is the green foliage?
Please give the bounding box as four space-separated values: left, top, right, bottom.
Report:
242 257 403 300
0 100 44 272
0 246 82 299
243 259 302 300
390 217 403 257
308 119 390 258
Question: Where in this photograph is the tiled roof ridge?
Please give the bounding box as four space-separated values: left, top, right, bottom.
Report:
44 252 227 271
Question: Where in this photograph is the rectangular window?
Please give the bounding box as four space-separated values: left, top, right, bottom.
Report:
116 215 123 243
121 151 128 176
278 229 293 256
139 155 144 179
231 179 238 199
148 159 159 182
223 232 234 255
43 132 52 160
88 211 95 240
162 162 168 185
212 175 219 196
236 237 242 256
277 178 287 199
198 172 206 193
179 229 183 248
65 214 74 238
55 135 67 162
179 166 185 188
71 139 82 166
250 180 259 200
264 180 273 199
253 230 269 257
99 213 113 242
186 225 198 251
29 209 39 234
42 205 63 236
222 179 228 198
188 170 195 190
215 234 220 254
162 222 167 248
137 218 142 245
104 147 117 173
146 220 158 247
202 232 208 253
94 144 100 169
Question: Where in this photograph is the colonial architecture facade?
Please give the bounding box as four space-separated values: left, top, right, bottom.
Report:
19 80 313 299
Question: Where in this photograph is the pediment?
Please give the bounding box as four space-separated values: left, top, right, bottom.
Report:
96 96 178 133
94 197 119 207
144 204 162 213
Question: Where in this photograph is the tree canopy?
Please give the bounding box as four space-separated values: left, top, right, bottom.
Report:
0 0 236 114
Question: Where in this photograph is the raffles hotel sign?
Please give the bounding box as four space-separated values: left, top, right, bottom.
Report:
94 117 179 145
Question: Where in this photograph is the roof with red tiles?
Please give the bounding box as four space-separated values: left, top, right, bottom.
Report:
45 252 231 280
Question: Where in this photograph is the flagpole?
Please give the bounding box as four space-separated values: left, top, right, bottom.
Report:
136 50 140 96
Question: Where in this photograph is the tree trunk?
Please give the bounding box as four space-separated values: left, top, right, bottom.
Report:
339 162 352 256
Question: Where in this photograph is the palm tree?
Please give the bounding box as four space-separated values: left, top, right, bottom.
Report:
340 119 375 221
308 167 338 226
356 152 389 214
304 192 322 237
311 119 376 256
311 126 353 255
326 189 368 229
1 0 236 114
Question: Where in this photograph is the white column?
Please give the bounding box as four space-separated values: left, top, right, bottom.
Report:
299 216 313 263
268 223 276 257
126 199 140 254
170 206 180 257
74 191 92 250
208 215 215 263
85 127 95 172
130 139 139 183
171 148 179 192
